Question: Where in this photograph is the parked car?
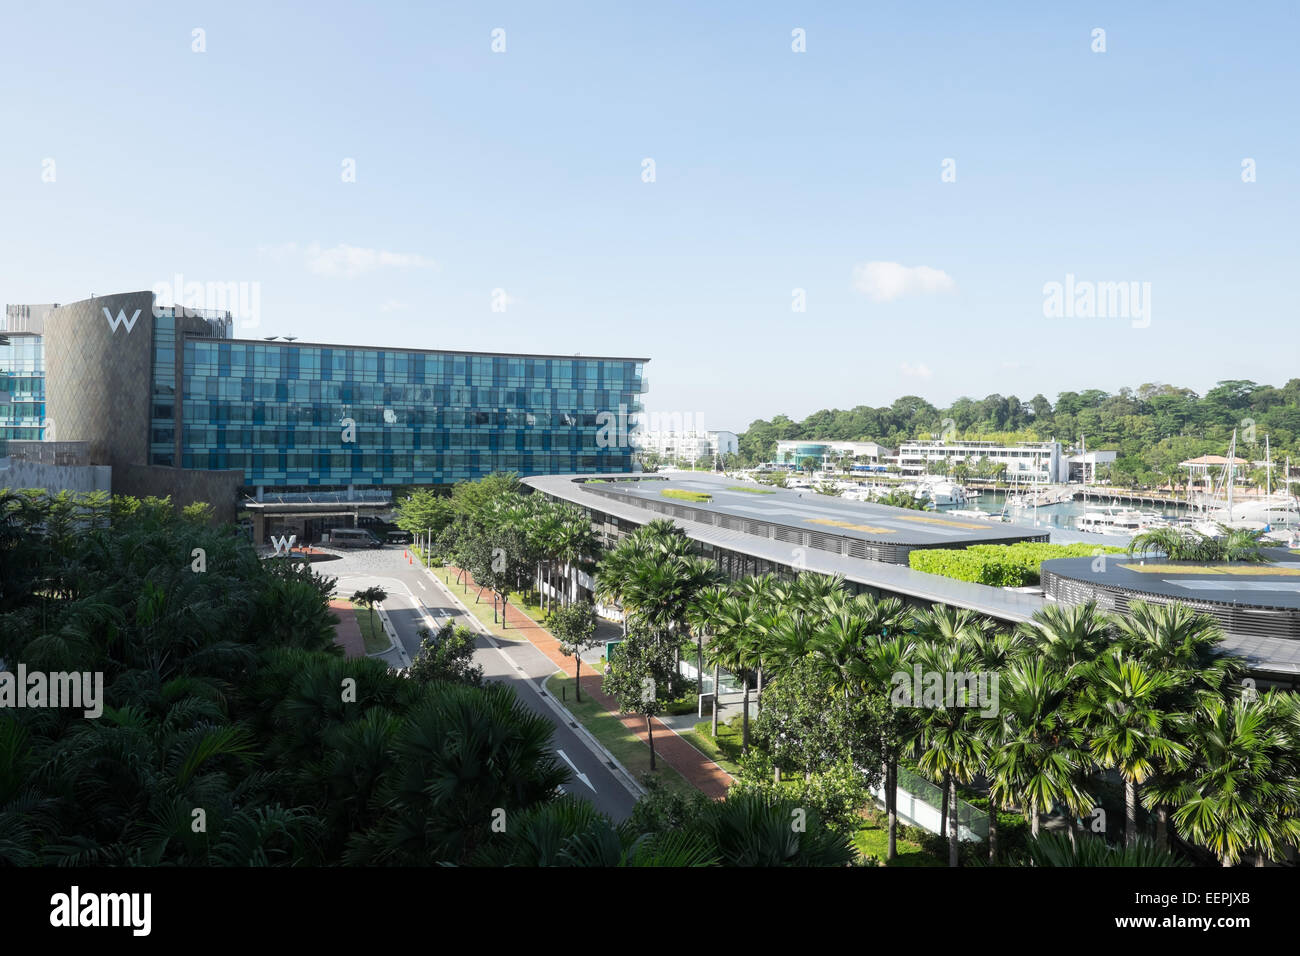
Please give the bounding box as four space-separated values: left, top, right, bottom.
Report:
386 530 412 544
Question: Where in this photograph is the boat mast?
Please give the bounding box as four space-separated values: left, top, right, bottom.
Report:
1226 429 1237 522
1265 434 1271 497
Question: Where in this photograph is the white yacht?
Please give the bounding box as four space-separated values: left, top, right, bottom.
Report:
916 475 968 507
1075 507 1169 536
946 508 1009 523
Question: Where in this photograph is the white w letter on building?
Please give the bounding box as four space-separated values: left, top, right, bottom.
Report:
102 307 142 333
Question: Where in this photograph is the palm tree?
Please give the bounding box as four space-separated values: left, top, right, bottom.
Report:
1015 601 1113 677
1072 649 1188 846
705 594 757 750
986 658 1093 839
999 831 1188 867
549 504 596 607
913 637 987 866
1149 694 1300 866
349 586 388 639
686 586 729 734
861 634 918 862
698 793 856 867
1129 524 1266 563
1112 600 1246 848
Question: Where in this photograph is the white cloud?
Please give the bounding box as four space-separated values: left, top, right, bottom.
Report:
853 261 954 302
379 299 409 313
899 361 933 380
257 242 438 279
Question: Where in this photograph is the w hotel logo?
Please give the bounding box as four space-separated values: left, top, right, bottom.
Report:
102 307 142 333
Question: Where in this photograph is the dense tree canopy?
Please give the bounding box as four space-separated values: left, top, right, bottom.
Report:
736 379 1300 484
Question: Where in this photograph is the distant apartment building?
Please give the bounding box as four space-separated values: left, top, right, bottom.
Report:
897 439 1067 482
638 429 738 463
774 440 887 469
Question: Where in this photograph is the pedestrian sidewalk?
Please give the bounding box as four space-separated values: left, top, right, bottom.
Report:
329 600 365 659
439 564 734 799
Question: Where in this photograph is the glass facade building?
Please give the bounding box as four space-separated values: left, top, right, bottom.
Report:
0 334 45 442
150 313 179 466
176 336 648 487
0 305 50 443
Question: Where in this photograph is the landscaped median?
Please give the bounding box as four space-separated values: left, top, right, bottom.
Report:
350 600 392 655
544 672 695 796
419 558 736 799
420 561 532 643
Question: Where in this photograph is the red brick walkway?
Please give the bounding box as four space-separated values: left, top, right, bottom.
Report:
445 566 734 799
330 600 366 659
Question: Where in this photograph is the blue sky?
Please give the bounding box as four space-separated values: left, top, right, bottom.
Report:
2 1 1296 433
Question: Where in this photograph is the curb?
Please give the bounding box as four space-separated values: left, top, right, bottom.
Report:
373 605 411 668
423 561 646 801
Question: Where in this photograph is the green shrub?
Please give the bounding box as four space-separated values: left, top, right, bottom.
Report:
909 542 1127 587
661 489 712 503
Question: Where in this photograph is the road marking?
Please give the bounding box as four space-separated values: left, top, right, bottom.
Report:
555 749 597 793
417 580 427 590
421 559 643 802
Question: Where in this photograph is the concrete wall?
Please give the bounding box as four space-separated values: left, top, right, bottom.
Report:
115 463 244 524
43 291 155 469
0 457 111 494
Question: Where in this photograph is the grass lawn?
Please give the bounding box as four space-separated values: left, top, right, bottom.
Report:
350 601 391 655
853 809 945 867
544 672 696 797
727 485 775 494
422 565 529 644
681 718 745 776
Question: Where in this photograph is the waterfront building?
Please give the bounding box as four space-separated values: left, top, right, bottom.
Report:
897 439 1067 482
774 439 888 470
1180 454 1248 481
1067 450 1117 484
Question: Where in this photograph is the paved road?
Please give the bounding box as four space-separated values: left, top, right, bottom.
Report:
325 546 640 821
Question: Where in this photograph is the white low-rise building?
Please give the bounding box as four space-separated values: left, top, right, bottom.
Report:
897 439 1068 482
636 429 738 464
774 440 888 469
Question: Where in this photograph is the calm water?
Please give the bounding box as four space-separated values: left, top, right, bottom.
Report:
943 490 1192 533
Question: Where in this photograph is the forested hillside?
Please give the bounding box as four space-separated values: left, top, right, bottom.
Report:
738 379 1300 485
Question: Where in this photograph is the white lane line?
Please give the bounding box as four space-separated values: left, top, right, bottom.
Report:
421 561 644 801
417 580 427 591
555 749 597 793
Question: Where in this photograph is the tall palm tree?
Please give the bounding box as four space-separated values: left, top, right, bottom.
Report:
686 586 729 734
913 637 987 866
1015 601 1113 677
860 634 918 862
986 658 1093 839
552 504 595 606
1113 601 1246 848
1072 649 1188 846
705 594 757 750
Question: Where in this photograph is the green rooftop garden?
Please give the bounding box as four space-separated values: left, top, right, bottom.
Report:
909 542 1128 587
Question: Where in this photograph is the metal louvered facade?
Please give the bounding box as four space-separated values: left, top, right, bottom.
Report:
1042 568 1300 643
